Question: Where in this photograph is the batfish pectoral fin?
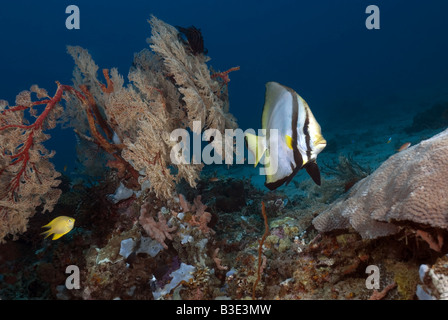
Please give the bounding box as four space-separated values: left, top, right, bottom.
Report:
304 161 321 186
285 135 293 150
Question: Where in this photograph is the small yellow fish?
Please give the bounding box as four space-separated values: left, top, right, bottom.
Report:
41 216 75 240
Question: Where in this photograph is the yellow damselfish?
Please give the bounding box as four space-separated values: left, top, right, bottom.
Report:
41 216 75 240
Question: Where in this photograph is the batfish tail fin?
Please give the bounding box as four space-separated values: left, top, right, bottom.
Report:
245 133 267 167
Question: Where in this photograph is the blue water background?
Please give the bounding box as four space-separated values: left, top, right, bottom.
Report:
1 0 448 174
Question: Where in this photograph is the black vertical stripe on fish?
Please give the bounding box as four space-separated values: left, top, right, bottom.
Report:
302 107 322 185
303 107 312 161
288 87 302 171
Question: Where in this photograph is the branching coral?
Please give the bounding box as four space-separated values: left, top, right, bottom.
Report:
212 248 228 271
313 128 448 239
65 46 140 189
0 86 63 242
66 16 238 200
0 78 129 242
139 203 177 249
368 282 397 300
322 153 371 192
149 15 238 133
179 194 214 234
253 201 269 300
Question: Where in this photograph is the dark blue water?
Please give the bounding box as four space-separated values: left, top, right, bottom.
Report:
1 0 448 173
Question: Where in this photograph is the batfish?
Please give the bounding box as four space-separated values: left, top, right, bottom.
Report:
245 82 326 190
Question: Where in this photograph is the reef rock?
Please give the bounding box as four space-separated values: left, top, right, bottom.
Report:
418 254 448 300
313 128 448 239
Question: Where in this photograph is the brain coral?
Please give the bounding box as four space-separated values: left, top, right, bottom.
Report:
313 128 448 239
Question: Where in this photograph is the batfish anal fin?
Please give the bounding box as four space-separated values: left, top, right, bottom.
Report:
304 161 321 186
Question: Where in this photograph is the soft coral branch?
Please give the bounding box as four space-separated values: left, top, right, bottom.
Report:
0 84 68 241
0 77 140 206
77 75 140 188
0 82 67 199
211 66 240 85
1 83 64 131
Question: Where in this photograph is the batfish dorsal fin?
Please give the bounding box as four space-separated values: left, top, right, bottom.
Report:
262 82 291 129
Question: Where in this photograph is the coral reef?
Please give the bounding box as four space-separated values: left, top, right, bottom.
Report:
0 170 442 300
313 128 448 239
0 15 238 242
1 14 446 302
